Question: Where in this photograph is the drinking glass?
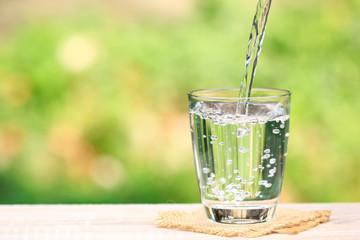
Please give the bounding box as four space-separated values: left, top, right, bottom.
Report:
188 88 291 224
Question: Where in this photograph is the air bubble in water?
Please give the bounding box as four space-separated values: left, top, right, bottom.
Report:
266 164 271 168
237 126 250 138
235 176 242 181
259 120 267 125
273 129 280 134
202 168 210 174
210 141 214 144
211 135 218 140
226 159 233 165
219 178 226 184
263 154 270 159
270 158 276 164
259 180 267 185
252 168 258 172
264 149 270 154
238 147 249 153
219 142 224 145
280 123 285 129
210 173 215 178
285 133 290 137
265 183 272 188
244 191 251 197
203 135 206 138
233 169 239 174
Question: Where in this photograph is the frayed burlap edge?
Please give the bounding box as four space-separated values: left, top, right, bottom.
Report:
155 208 331 238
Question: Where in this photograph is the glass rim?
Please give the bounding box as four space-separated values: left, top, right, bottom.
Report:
188 87 291 101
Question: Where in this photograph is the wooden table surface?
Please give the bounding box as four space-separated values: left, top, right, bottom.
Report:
0 203 358 240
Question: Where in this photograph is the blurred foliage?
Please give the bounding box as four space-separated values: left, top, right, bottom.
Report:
0 0 359 203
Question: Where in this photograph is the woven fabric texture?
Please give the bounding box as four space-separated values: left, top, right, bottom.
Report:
156 207 331 238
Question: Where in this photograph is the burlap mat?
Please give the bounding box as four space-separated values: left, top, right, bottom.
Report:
156 207 331 238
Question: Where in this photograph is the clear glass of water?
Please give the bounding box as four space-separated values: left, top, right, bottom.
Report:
188 88 291 224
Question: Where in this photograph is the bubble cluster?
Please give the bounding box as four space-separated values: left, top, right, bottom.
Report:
192 101 290 204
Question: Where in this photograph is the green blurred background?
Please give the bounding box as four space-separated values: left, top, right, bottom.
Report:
0 0 359 204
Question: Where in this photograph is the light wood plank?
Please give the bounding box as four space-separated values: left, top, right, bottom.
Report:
0 203 358 239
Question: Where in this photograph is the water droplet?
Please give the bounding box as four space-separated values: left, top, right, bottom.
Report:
226 159 233 165
248 181 254 186
264 149 270 154
269 158 276 164
244 191 251 197
210 173 215 178
233 169 239 174
263 154 270 159
241 179 247 184
203 135 206 138
219 142 224 145
265 183 272 188
266 164 271 168
284 152 288 157
269 169 276 174
202 168 210 174
210 141 214 144
260 195 263 198
273 129 280 134
210 135 218 140
285 133 290 137
252 168 258 172
250 176 255 179
238 147 249 153
219 178 226 184
280 123 285 129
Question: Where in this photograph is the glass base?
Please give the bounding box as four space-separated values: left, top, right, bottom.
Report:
204 202 277 224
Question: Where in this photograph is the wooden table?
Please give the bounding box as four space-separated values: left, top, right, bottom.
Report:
0 203 358 239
